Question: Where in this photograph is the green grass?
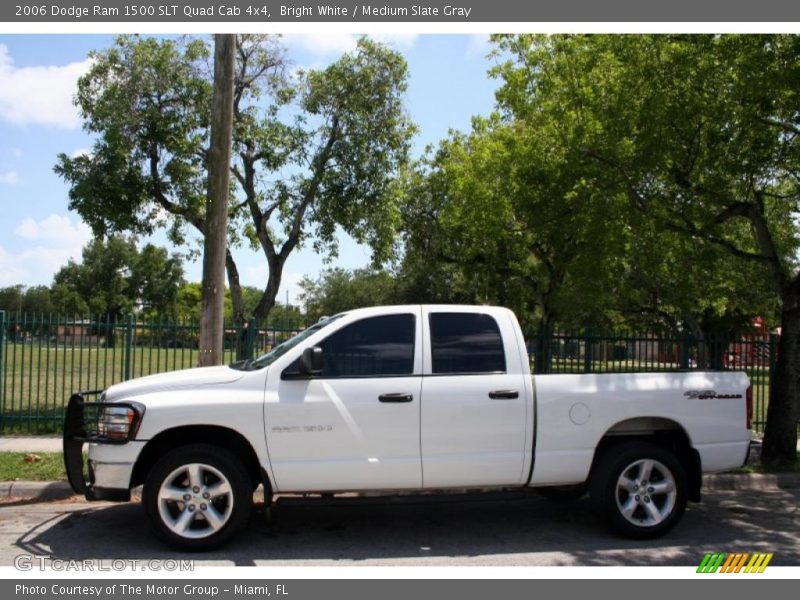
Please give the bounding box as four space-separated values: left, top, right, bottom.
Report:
736 451 800 474
0 452 67 481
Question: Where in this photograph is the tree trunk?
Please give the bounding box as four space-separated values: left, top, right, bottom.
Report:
104 313 117 349
761 289 800 466
533 312 555 374
252 257 285 323
199 34 236 367
225 249 248 359
698 328 729 371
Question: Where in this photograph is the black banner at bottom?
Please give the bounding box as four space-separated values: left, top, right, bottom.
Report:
2 579 797 600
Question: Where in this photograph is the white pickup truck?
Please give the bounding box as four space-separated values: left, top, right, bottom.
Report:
64 305 752 550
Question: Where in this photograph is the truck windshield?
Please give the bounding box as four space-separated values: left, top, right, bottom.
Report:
231 314 344 371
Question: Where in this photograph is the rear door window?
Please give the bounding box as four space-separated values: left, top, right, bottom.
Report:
429 313 506 374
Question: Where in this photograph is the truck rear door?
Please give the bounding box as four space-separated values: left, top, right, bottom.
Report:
420 307 530 487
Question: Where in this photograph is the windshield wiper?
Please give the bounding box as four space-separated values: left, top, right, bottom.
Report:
228 358 257 371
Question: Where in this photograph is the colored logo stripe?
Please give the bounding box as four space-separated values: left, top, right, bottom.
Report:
745 553 773 573
697 553 726 573
733 553 749 573
721 553 750 573
697 552 772 573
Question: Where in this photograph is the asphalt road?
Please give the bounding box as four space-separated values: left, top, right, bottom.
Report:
1 488 798 567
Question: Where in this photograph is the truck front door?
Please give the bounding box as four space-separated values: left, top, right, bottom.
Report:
265 309 423 491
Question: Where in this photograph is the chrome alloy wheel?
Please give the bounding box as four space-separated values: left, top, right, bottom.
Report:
614 458 677 527
157 463 234 539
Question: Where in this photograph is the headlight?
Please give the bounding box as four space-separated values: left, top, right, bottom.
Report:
91 403 145 443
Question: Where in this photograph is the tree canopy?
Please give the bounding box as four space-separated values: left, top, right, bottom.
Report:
298 267 399 322
0 285 54 314
51 235 184 318
396 34 798 462
174 281 302 326
490 34 799 464
55 34 415 326
401 116 629 338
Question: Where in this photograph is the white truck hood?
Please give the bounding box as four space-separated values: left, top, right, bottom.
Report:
104 365 246 402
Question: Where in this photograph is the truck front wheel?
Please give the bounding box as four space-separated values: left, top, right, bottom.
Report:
142 444 252 551
590 442 687 539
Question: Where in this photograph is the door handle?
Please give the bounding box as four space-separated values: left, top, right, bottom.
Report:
489 389 519 400
379 393 413 403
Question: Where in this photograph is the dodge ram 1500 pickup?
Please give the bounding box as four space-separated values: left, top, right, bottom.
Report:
63 305 752 550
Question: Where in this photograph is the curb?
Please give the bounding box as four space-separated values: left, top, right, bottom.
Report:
701 472 800 492
0 480 75 501
2 473 798 502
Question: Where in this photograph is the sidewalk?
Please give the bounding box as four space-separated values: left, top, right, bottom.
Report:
0 436 61 453
2 472 799 503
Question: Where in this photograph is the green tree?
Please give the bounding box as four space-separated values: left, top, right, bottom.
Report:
51 236 185 321
298 267 399 323
51 239 134 318
22 286 54 314
173 282 301 328
400 117 628 370
613 213 780 370
616 212 779 337
239 285 265 320
492 34 800 464
55 35 414 330
264 302 304 329
130 244 186 317
175 281 232 322
0 285 56 314
175 282 203 321
0 285 25 314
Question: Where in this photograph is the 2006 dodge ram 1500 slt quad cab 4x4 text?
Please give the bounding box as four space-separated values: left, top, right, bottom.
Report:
63 305 752 550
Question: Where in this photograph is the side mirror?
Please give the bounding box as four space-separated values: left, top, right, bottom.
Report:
300 346 323 376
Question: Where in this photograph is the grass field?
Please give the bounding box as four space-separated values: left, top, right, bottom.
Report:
0 342 239 433
0 452 68 481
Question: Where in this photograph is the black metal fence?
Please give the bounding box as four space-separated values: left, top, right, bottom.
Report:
0 311 305 433
0 311 778 434
528 328 777 432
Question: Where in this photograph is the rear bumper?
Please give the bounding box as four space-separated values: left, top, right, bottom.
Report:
743 440 762 467
63 392 141 502
695 439 751 473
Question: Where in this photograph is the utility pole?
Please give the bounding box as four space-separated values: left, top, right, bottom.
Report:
199 34 236 367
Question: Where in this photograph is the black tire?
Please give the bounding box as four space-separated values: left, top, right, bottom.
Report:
536 483 588 502
142 443 253 551
589 442 687 539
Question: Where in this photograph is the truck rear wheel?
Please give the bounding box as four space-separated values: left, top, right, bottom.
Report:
142 444 252 551
590 442 687 539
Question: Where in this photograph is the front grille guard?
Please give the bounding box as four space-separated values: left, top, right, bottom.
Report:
62 391 142 495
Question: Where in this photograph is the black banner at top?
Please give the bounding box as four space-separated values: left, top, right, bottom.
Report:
4 0 800 22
